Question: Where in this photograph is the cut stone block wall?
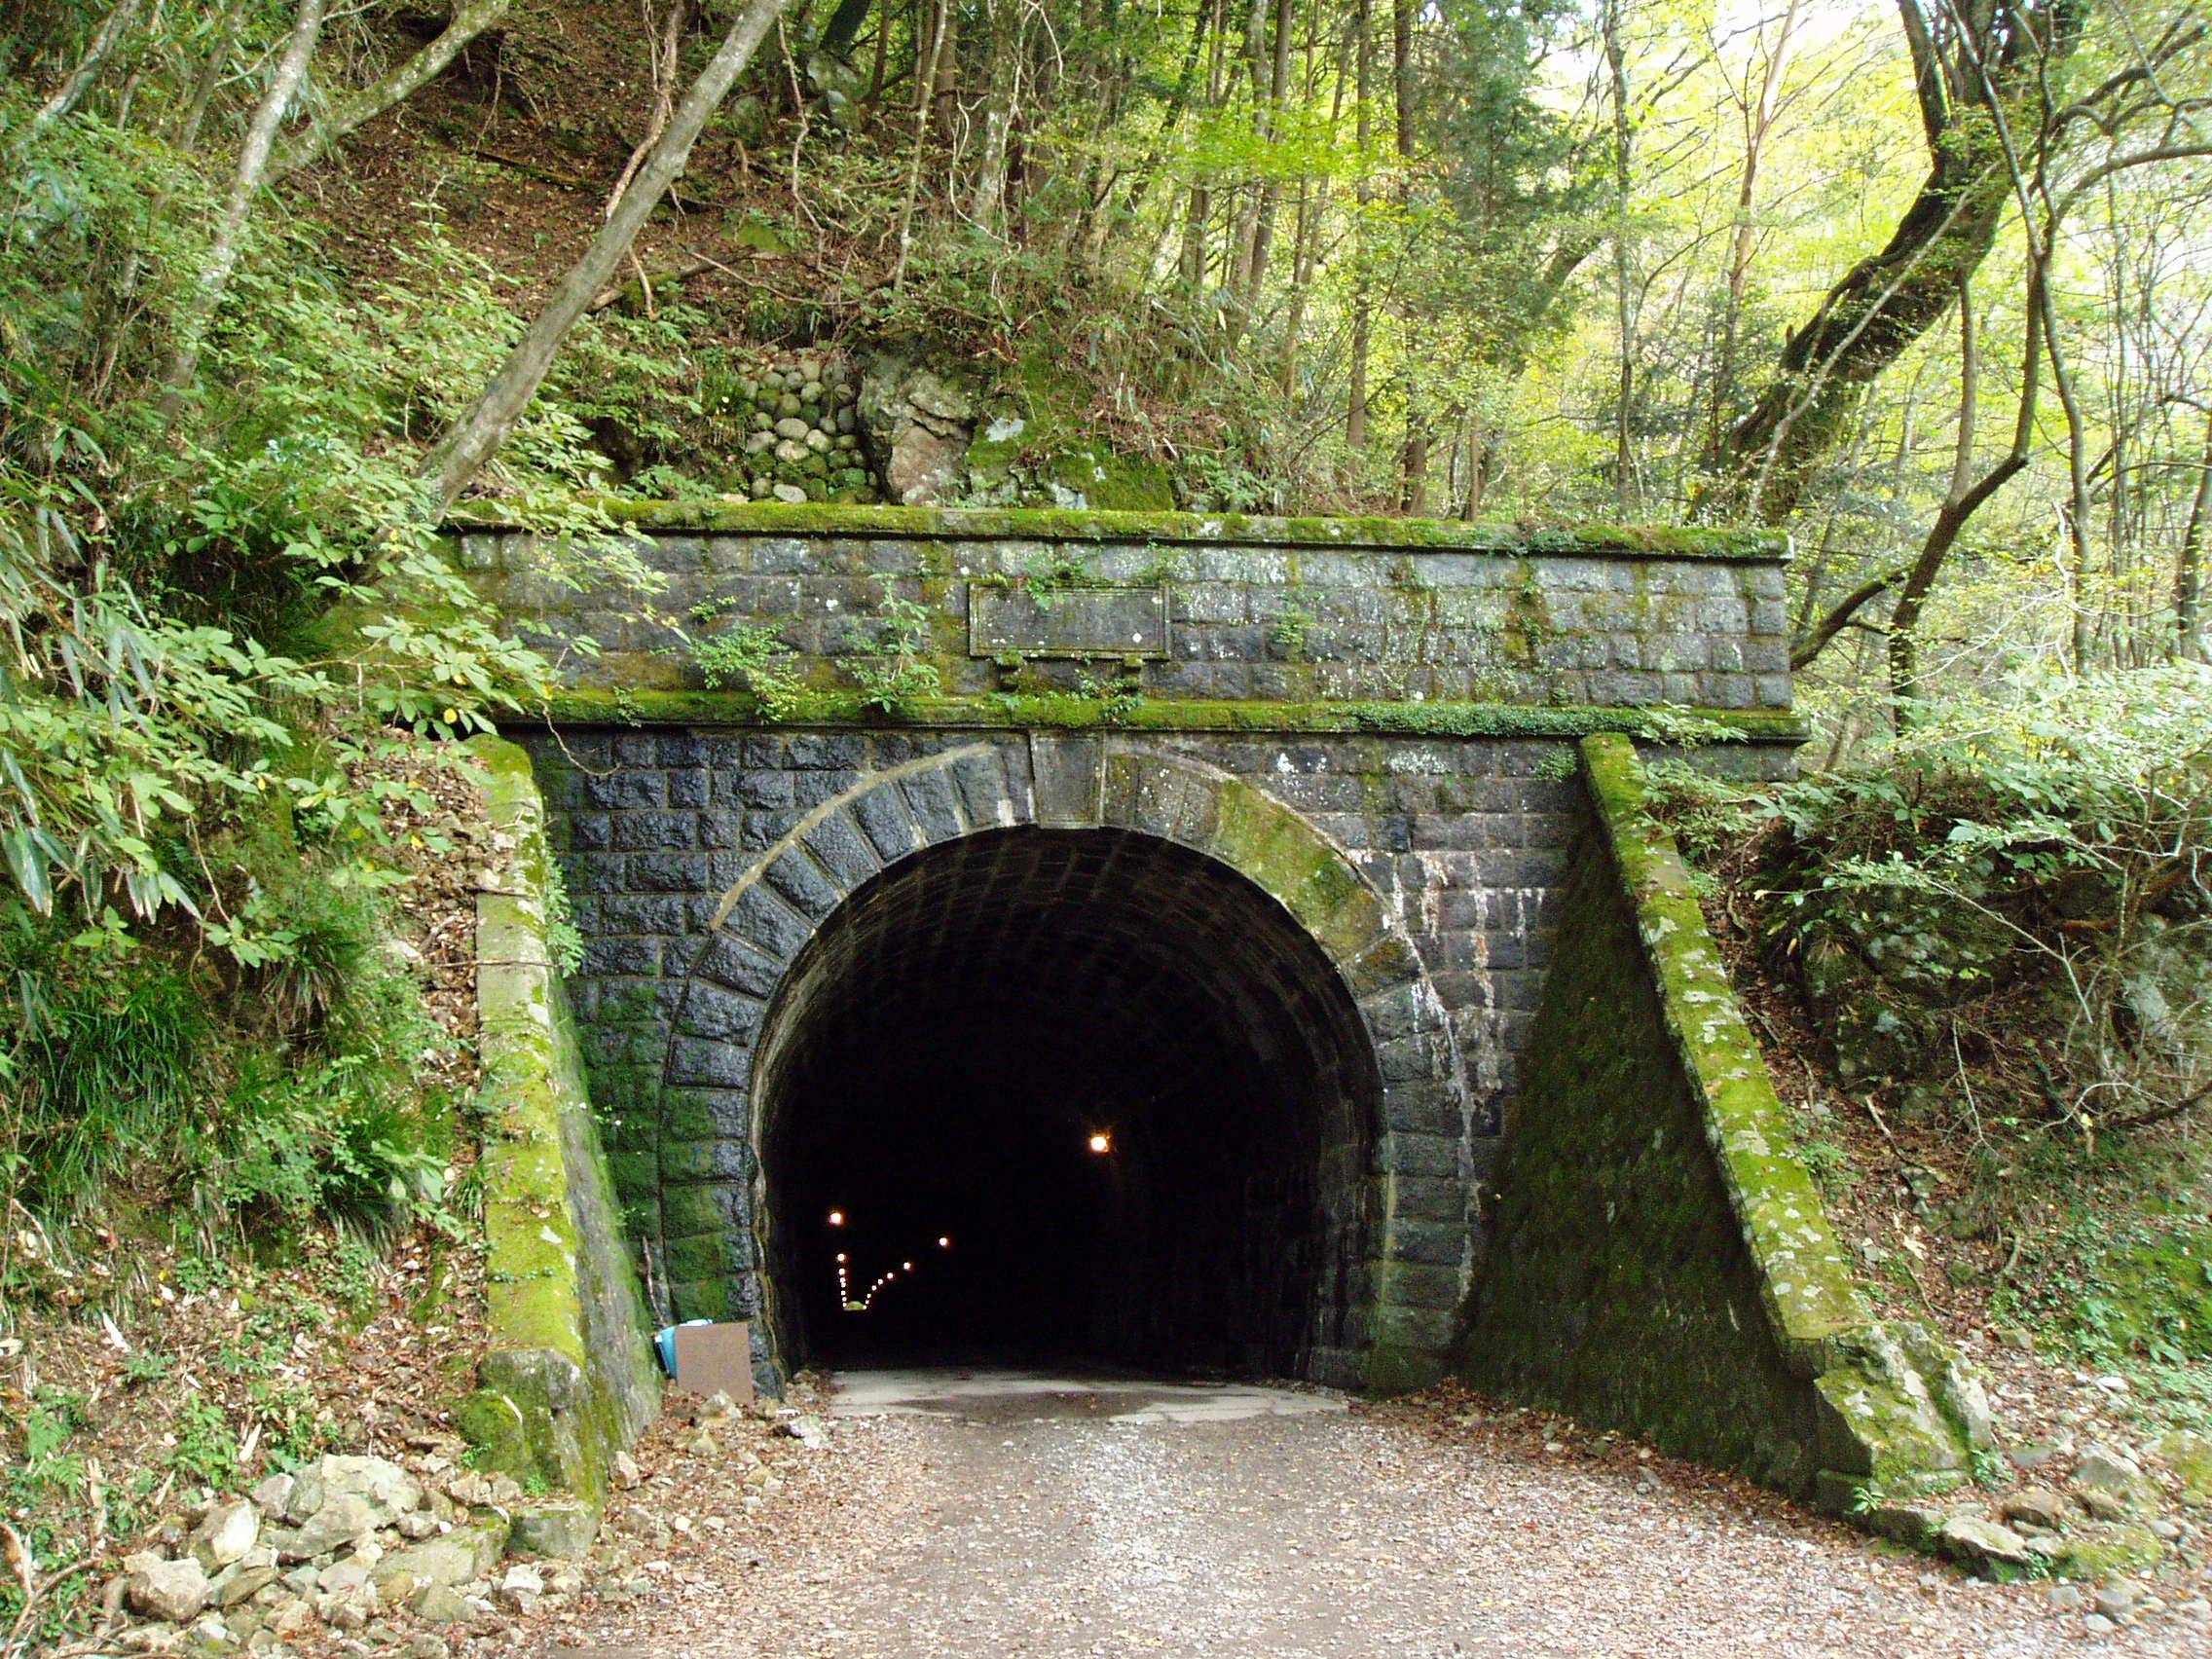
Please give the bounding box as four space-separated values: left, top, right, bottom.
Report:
457 503 1796 712
1458 735 1993 1508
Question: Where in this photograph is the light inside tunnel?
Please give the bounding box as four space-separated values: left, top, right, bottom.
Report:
755 827 1380 1378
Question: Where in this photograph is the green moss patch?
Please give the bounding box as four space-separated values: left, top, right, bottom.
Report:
539 686 1808 743
465 737 662 1506
458 498 1785 560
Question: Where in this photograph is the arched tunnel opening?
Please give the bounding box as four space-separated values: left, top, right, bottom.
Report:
752 827 1380 1380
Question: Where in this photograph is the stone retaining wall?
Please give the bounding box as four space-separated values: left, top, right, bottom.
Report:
1459 735 1992 1509
461 737 661 1507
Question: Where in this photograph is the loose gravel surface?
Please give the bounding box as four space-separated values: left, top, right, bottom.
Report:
565 1371 2202 1659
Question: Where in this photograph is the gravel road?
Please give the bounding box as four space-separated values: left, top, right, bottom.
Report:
562 1370 2203 1659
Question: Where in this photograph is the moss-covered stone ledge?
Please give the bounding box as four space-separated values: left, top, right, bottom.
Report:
536 688 1809 746
462 736 661 1521
1459 733 1993 1519
458 498 1788 561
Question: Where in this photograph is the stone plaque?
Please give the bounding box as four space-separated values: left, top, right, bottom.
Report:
969 583 1169 659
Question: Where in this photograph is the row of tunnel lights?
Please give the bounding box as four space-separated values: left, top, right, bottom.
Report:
827 1129 1114 1314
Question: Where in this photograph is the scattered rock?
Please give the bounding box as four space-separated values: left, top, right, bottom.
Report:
286 1492 381 1559
375 1520 509 1593
405 1637 451 1659
315 1582 378 1631
2083 1612 2116 1636
408 1585 473 1626
192 1498 259 1569
1855 1500 1946 1545
209 1552 280 1610
2093 1580 2144 1622
2075 1445 2156 1516
126 1556 210 1624
1936 1515 2031 1575
779 1414 831 1449
248 1475 295 1521
315 1560 373 1597
265 1597 313 1639
495 1563 542 1613
611 1450 643 1490
509 1500 598 1561
2077 1488 2129 1522
2001 1489 2071 1532
2048 1584 2085 1612
395 1510 439 1540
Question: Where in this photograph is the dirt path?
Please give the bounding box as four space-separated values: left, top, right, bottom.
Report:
555 1371 2202 1659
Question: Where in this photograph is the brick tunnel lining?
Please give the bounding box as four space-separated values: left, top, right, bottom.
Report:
752 826 1382 1378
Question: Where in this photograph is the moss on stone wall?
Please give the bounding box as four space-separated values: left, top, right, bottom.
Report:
467 736 662 1505
1459 734 1991 1513
537 687 1809 743
459 498 1785 560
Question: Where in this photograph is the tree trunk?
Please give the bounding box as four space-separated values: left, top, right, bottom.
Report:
890 0 949 291
25 0 146 137
1705 0 1803 471
2176 410 2212 662
1346 0 1371 452
1603 0 1636 514
268 0 511 182
426 0 792 512
1393 0 1422 502
964 0 1019 232
1705 0 2088 525
159 0 328 400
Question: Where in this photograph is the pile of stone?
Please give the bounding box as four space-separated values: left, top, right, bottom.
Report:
102 1452 595 1656
1873 1438 2200 1598
718 353 876 504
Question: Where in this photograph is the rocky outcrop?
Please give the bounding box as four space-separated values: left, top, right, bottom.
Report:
858 351 978 505
95 1451 604 1651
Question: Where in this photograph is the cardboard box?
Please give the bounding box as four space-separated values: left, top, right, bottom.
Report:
672 1320 755 1402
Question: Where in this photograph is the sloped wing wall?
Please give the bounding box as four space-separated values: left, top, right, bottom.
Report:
1460 734 1993 1511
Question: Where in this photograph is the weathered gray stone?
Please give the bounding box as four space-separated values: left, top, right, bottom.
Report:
2003 1488 2072 1531
408 1585 474 1625
247 1476 294 1520
373 1521 508 1594
508 1501 599 1561
1938 1516 2032 1573
126 1556 210 1623
283 1493 381 1560
191 1500 259 1567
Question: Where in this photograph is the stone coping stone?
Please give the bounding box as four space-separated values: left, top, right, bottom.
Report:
451 499 1788 561
536 689 1812 742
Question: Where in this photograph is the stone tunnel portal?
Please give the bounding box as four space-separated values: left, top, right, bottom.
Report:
753 826 1381 1380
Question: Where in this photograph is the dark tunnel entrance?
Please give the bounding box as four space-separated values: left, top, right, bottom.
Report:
753 827 1380 1380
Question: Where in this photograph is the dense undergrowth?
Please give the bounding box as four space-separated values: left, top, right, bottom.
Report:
1656 668 2212 1390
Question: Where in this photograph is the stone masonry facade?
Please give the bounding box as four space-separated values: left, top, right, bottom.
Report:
479 504 1802 1390
460 503 1797 713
